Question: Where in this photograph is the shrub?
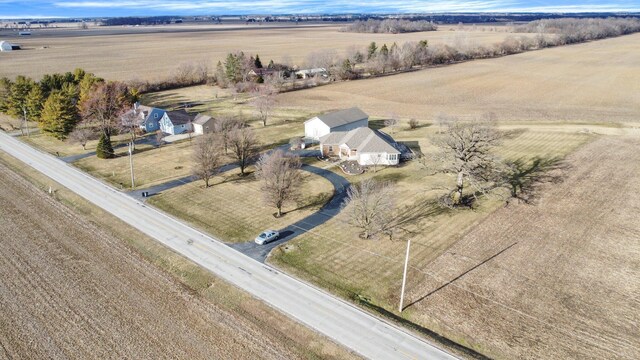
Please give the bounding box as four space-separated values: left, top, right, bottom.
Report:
96 132 114 159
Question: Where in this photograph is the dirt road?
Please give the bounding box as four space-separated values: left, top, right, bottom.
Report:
0 164 334 359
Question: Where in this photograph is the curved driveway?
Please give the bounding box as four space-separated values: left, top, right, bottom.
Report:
0 130 457 360
230 164 350 262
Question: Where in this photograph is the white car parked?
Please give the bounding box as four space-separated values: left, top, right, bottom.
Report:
254 230 280 245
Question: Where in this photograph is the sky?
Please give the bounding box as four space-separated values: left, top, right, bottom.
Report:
0 0 639 19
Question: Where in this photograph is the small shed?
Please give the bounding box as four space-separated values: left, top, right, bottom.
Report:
193 114 215 134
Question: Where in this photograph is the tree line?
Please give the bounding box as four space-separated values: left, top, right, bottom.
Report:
516 17 640 45
340 19 438 33
0 68 139 158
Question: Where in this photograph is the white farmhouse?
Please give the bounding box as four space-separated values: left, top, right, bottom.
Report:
160 110 193 135
304 107 368 141
320 127 401 166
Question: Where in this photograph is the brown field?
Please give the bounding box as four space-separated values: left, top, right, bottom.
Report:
0 24 531 81
0 157 358 360
402 136 640 359
279 33 640 124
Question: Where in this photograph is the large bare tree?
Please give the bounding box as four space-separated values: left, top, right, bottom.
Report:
255 149 303 217
192 133 223 188
342 179 395 239
80 81 132 139
228 126 259 176
68 126 95 150
251 85 276 127
432 117 501 206
213 115 244 153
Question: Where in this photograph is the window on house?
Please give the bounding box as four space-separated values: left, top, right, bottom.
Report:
154 114 158 118
387 154 397 161
328 146 333 152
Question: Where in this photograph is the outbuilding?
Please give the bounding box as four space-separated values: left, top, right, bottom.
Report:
192 114 215 134
304 107 369 141
0 41 18 52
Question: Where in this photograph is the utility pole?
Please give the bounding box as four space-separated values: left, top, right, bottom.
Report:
22 107 30 137
399 239 411 313
128 141 135 190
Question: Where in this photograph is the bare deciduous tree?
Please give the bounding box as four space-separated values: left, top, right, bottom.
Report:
228 126 259 176
432 117 502 206
251 85 276 126
68 127 95 150
119 109 139 148
192 133 222 188
342 179 395 239
255 149 303 217
384 114 399 133
408 118 419 130
213 115 244 153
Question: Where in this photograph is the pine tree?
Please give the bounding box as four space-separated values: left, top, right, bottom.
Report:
367 41 378 59
96 132 115 159
254 54 263 69
224 53 240 83
25 86 45 123
40 91 79 139
6 76 35 118
380 44 389 57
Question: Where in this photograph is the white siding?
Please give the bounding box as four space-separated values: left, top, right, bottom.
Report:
304 118 331 140
358 153 399 166
193 123 204 135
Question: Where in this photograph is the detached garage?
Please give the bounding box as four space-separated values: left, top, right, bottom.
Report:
304 107 369 141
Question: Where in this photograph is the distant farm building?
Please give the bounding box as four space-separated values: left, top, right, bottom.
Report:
295 68 328 79
0 41 20 52
304 107 369 141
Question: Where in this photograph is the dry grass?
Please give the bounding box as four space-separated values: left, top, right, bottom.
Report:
0 25 533 81
143 85 316 145
279 33 640 124
269 128 593 350
73 139 199 189
149 168 334 243
0 153 359 360
401 136 640 359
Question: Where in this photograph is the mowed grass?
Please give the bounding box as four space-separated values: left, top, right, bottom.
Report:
279 33 640 124
74 140 199 189
0 24 531 81
143 85 316 146
148 168 334 243
269 128 594 314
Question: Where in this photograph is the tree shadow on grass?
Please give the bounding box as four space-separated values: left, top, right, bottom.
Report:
503 156 569 205
386 198 450 239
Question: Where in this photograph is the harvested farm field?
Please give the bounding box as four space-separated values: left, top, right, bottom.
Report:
0 24 530 81
0 162 357 359
279 33 640 124
401 136 640 359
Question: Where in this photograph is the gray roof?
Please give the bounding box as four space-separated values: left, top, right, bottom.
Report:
193 114 213 125
166 110 192 125
320 127 400 154
309 107 368 129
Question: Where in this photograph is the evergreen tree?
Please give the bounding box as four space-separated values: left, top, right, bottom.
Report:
267 59 275 69
380 44 389 57
40 91 79 139
96 132 115 159
224 53 240 83
78 73 102 106
0 77 12 113
367 41 378 59
254 54 263 68
6 76 35 119
25 86 45 123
